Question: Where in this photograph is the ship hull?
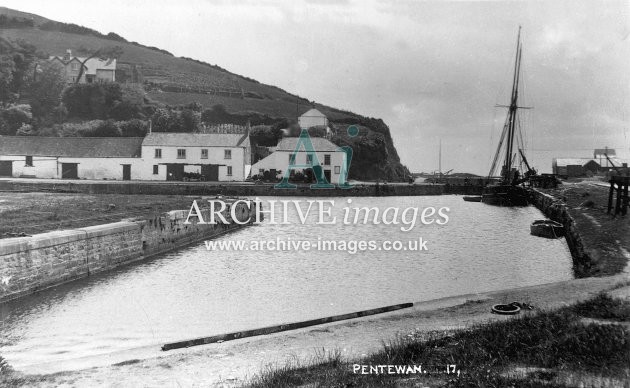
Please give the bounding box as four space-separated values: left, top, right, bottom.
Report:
481 185 529 206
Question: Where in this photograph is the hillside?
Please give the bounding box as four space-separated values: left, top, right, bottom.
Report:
0 7 409 181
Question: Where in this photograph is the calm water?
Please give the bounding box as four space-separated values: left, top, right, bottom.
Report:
0 196 573 372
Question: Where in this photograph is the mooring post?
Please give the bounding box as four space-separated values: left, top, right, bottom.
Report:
622 178 629 216
615 181 622 216
608 181 615 214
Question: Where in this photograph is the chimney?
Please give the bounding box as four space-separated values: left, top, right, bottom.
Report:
63 49 72 61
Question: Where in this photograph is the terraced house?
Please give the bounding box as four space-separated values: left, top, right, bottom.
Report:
142 132 251 181
0 132 252 181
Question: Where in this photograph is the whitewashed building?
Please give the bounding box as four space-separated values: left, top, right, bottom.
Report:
251 137 347 184
0 137 143 179
142 132 251 181
298 108 328 129
298 108 333 138
0 132 251 181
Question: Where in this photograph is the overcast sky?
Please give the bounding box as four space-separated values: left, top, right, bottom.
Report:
3 0 629 174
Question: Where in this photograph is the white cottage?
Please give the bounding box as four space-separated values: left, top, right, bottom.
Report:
0 136 143 179
141 132 251 181
251 137 347 184
298 108 333 138
298 108 328 129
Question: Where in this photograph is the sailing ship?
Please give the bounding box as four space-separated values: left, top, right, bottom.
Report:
482 27 537 206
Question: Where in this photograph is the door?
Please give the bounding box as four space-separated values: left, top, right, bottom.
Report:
324 169 331 183
122 164 131 180
166 164 184 181
201 164 219 181
0 161 12 177
61 163 78 179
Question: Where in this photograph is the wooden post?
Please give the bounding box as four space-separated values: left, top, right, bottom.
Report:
615 182 622 216
608 181 615 214
623 181 629 216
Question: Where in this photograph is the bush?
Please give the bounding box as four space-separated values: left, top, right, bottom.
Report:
250 125 283 146
109 100 142 121
15 123 35 136
92 119 120 137
119 119 148 137
58 120 103 137
0 104 32 135
201 104 230 124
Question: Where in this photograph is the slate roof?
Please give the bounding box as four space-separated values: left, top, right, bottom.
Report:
553 158 597 167
275 137 340 152
300 108 326 118
49 56 116 74
0 136 143 158
142 133 249 147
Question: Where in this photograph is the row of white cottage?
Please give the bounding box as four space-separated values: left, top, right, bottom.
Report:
0 132 347 182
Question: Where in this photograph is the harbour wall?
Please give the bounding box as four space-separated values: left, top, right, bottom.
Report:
0 199 256 303
530 189 592 277
0 180 455 197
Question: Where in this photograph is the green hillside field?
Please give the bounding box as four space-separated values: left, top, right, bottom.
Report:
0 7 409 181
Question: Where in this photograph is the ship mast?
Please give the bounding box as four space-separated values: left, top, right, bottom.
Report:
503 26 523 184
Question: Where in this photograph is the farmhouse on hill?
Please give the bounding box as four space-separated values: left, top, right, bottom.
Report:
48 49 116 84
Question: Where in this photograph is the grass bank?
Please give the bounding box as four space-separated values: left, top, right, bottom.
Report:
247 293 630 387
0 192 197 238
543 182 630 277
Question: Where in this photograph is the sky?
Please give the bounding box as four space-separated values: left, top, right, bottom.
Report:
2 0 629 174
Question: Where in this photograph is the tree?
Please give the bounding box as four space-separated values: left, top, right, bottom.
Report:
151 108 182 132
0 38 39 103
180 109 200 132
62 83 123 119
28 62 66 119
74 46 123 84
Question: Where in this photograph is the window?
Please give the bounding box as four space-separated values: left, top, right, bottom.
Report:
224 149 232 159
201 149 208 159
71 63 80 71
324 154 331 165
334 166 341 174
153 165 159 175
154 148 162 158
289 154 296 164
306 154 313 165
25 156 33 167
227 166 233 176
259 169 264 174
177 149 186 159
